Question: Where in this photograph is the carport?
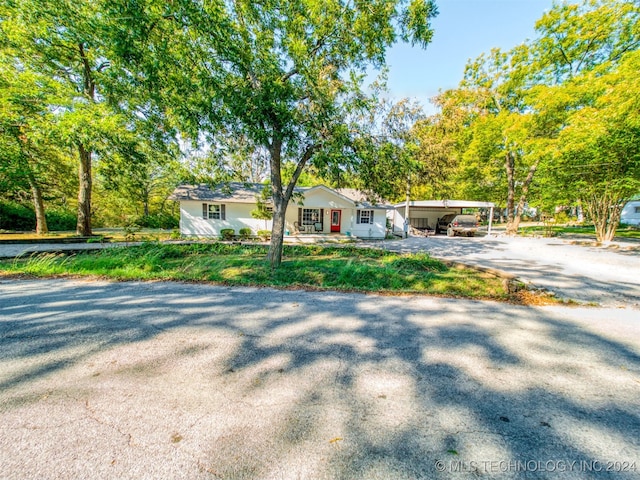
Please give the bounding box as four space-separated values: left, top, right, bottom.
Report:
390 200 496 236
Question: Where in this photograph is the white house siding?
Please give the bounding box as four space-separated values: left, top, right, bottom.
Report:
180 201 272 237
621 200 640 226
350 209 387 238
179 186 387 239
285 187 355 235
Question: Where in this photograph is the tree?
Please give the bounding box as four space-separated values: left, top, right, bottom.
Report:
108 0 438 267
250 185 274 231
345 98 426 204
0 55 72 234
526 0 640 240
543 50 640 241
441 47 539 234
2 0 128 235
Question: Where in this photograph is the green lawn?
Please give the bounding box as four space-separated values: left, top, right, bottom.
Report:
0 243 516 301
518 224 640 240
0 228 176 242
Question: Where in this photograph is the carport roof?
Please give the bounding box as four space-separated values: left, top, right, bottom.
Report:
394 200 495 208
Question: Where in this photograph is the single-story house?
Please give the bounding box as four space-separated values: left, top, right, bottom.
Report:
621 199 640 226
169 183 393 239
390 200 496 235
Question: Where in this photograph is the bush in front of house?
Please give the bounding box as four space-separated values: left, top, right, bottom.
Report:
238 227 252 240
220 228 235 240
257 230 271 241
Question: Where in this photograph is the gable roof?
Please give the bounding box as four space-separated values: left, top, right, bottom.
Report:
170 182 392 208
169 182 270 203
334 188 392 209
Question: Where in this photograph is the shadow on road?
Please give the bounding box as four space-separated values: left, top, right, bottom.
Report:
1 280 639 478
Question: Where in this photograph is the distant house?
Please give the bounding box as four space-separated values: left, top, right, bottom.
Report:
169 183 392 239
621 199 640 226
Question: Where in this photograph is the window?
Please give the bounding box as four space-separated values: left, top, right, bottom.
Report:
297 208 324 231
202 203 226 220
635 206 640 214
301 208 321 226
357 210 374 224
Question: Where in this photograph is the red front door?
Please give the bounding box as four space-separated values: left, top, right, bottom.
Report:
330 210 341 232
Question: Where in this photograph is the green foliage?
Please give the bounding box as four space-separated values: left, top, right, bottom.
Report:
0 200 35 231
123 223 141 241
128 213 179 230
238 228 252 240
104 0 438 267
220 229 235 241
429 0 640 240
0 244 511 300
0 201 75 233
45 209 76 231
257 230 271 240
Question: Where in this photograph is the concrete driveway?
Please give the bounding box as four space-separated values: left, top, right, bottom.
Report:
1 279 639 479
364 235 640 308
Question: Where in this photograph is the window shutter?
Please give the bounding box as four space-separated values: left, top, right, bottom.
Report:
320 209 324 227
202 203 207 219
298 208 302 225
370 210 374 224
221 204 226 220
357 210 361 224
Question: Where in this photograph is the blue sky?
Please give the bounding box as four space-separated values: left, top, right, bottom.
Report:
384 0 557 113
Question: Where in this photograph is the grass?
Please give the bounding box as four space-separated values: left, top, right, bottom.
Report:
518 224 640 240
0 228 176 242
0 242 517 301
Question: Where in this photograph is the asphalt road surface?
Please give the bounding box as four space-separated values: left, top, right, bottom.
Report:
1 279 639 479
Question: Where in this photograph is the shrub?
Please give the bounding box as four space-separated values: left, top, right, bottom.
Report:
238 227 252 240
220 228 235 240
46 209 76 231
170 228 181 240
257 229 271 240
130 213 179 229
123 223 141 241
0 200 35 231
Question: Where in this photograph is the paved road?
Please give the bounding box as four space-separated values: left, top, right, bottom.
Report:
1 279 639 479
363 235 640 308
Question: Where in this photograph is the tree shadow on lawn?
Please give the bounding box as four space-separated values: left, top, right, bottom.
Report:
1 279 639 479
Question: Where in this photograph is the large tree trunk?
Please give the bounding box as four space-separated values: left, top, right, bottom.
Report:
76 42 95 236
27 171 48 235
266 138 317 268
505 150 517 235
76 143 92 236
507 159 539 235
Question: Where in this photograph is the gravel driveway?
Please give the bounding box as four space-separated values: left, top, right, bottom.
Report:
1 279 639 479
364 235 640 308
